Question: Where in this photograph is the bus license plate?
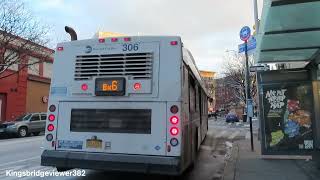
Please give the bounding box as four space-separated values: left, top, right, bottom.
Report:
95 78 125 96
86 139 102 149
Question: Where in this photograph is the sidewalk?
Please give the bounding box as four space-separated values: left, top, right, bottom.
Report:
223 136 320 180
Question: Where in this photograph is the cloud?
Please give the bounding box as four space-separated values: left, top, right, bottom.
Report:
26 0 263 73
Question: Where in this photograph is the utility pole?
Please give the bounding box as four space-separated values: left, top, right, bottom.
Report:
245 41 254 152
253 0 259 33
240 26 254 152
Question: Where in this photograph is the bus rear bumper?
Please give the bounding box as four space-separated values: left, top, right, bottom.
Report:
41 150 182 175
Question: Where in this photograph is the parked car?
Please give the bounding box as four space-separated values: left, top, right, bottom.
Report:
226 112 239 123
0 122 5 135
2 113 47 137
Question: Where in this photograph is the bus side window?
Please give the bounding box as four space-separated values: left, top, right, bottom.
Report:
189 75 196 115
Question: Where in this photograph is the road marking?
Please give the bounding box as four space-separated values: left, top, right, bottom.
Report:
0 165 25 172
0 156 39 168
0 136 43 146
228 131 240 139
245 132 251 139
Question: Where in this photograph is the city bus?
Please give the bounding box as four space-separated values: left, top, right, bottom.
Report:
41 28 209 175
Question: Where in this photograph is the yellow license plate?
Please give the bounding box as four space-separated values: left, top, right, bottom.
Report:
86 140 102 149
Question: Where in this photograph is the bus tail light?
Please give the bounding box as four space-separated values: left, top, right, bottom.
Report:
111 38 118 42
48 114 55 122
81 83 88 91
170 41 178 46
170 127 179 136
124 37 131 42
170 138 179 146
57 47 64 51
47 124 55 131
170 105 179 114
46 134 53 141
170 116 179 125
99 38 105 43
49 105 56 112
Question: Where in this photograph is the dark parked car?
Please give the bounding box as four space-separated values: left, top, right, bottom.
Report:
0 123 5 135
226 112 239 123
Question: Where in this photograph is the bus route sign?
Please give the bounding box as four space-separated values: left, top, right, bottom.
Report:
240 26 251 42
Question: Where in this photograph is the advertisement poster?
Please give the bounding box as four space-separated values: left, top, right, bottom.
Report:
263 83 314 153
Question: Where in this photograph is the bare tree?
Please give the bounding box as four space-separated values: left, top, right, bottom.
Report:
222 52 257 106
0 0 51 79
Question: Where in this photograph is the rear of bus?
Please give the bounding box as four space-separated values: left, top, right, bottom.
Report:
41 36 184 175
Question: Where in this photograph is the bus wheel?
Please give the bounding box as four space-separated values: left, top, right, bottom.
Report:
56 167 70 172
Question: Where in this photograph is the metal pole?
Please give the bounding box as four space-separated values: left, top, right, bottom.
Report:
253 0 260 143
245 41 254 151
253 0 259 33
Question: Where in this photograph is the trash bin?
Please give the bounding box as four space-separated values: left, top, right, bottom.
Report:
242 114 247 122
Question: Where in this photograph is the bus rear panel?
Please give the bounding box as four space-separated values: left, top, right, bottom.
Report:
41 36 185 175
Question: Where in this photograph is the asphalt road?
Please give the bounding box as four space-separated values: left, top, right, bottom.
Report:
0 118 254 180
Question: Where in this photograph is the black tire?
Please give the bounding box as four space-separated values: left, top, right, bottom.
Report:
33 132 40 136
18 127 28 138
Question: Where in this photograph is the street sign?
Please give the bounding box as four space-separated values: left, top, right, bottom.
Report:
250 64 270 72
238 36 257 53
247 99 254 118
240 26 251 41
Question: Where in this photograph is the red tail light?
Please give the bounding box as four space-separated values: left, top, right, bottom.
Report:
81 83 88 91
170 116 179 125
170 127 179 136
57 47 64 51
170 41 178 46
111 38 118 42
48 114 55 122
47 124 55 131
99 38 105 43
124 37 131 42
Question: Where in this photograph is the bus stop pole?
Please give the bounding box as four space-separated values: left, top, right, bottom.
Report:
245 41 254 152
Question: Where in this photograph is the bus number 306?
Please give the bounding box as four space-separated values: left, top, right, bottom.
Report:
122 43 139 51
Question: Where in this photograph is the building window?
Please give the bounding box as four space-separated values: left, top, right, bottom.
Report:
43 62 52 78
28 57 40 76
5 50 18 71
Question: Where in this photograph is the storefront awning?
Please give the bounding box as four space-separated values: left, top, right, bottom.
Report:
256 0 320 65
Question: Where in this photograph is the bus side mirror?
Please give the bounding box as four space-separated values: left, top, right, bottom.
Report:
209 98 213 103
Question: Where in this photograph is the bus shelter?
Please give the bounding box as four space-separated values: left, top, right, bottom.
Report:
255 0 320 157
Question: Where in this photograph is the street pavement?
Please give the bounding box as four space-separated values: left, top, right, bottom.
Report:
0 117 252 180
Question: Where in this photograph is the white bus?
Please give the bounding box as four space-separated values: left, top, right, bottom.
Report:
41 27 209 175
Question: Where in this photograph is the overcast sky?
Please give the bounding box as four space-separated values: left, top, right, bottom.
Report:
25 0 263 75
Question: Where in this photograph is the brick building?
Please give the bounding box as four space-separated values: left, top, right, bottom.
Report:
214 76 244 118
0 40 53 122
199 70 216 112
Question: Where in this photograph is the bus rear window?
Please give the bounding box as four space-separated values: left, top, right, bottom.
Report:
70 109 151 134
